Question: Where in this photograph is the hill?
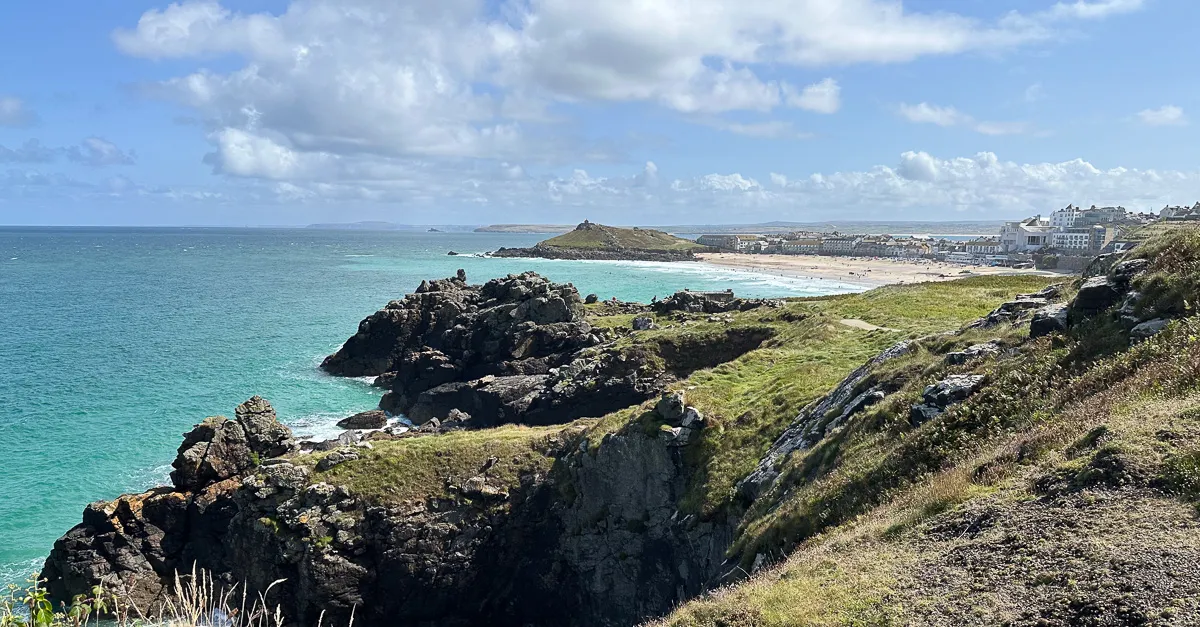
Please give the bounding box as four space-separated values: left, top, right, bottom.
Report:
491 220 708 261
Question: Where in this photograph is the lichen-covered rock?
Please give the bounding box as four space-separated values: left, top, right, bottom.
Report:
1130 318 1169 342
1030 303 1069 338
945 341 1001 365
632 315 656 331
316 447 360 471
922 374 986 407
171 397 296 491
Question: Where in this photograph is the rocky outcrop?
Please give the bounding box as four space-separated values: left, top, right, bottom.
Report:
44 396 736 627
42 397 295 615
1030 303 1069 338
909 374 986 426
323 272 770 428
651 290 782 315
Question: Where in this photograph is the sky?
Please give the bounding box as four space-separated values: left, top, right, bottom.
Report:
1 0 1199 226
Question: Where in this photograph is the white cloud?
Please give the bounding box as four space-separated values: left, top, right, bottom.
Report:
1024 82 1045 103
111 0 1141 176
787 78 840 114
1138 105 1187 127
898 102 1029 135
0 96 37 128
66 137 136 167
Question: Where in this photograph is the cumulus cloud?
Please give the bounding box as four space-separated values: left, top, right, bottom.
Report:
787 78 840 114
111 0 1141 174
898 102 1029 135
1138 105 1187 127
66 137 137 167
0 96 37 127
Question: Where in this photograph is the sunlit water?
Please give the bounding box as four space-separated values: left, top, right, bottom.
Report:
0 227 866 584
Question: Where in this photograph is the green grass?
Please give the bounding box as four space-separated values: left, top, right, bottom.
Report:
293 425 582 506
653 261 1200 626
540 223 706 251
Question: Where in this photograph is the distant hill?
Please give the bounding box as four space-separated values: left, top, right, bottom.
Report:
540 221 705 252
476 220 1004 236
491 221 707 261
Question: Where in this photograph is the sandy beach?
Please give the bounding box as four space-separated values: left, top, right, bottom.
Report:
697 252 1069 288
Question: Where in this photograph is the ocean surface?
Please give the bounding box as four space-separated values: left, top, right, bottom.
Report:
0 227 866 585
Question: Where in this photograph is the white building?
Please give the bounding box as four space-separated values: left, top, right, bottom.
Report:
821 236 860 255
1000 216 1053 253
1051 229 1093 250
1050 205 1082 229
964 239 1002 255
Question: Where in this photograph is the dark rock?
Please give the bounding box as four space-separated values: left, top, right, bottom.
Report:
1110 258 1149 283
655 392 686 424
584 293 599 304
1030 304 1069 338
1072 276 1122 316
632 315 656 331
909 404 942 426
1130 318 1169 342
447 251 460 256
316 447 360 472
407 374 549 426
336 410 388 430
235 396 298 459
1019 283 1065 301
492 245 698 262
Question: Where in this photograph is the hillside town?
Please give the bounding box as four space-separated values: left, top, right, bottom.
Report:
696 203 1199 269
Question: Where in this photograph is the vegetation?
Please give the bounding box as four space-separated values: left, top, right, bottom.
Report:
3 567 297 627
294 425 579 506
650 232 1200 625
538 223 705 252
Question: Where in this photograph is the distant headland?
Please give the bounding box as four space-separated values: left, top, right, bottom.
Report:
490 220 709 261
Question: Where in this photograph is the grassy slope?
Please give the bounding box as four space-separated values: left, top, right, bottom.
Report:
540 224 706 251
653 230 1200 626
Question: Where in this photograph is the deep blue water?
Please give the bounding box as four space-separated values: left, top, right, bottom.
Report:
0 227 865 584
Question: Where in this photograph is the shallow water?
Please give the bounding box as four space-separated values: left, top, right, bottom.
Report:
0 227 865 584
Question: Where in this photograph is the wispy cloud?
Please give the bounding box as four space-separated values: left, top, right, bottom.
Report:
898 102 1030 135
1138 105 1187 127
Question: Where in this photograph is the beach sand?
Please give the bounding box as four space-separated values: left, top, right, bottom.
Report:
697 252 1069 288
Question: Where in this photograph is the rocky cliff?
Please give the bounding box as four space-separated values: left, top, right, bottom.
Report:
45 236 1198 627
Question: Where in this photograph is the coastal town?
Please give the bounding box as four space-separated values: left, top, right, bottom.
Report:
696 202 1200 271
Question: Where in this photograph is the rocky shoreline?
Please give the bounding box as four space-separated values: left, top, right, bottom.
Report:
41 253 1183 626
490 244 701 262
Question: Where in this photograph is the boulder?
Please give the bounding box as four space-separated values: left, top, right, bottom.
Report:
632 316 656 331
336 409 388 430
945 341 1001 365
922 374 986 407
909 404 942 427
1072 276 1122 316
1110 258 1149 284
1130 318 1169 342
1030 304 1069 338
655 392 686 424
170 417 254 491
316 447 360 472
585 293 599 304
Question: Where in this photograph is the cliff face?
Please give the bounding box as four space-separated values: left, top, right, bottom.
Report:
41 399 735 627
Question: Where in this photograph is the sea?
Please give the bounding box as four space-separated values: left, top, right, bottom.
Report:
0 227 867 586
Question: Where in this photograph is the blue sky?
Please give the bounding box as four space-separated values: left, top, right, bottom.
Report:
1 0 1198 226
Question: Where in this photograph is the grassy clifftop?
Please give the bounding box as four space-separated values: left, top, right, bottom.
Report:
539 221 705 251
653 229 1200 626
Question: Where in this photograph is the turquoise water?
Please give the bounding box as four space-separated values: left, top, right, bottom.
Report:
0 227 865 585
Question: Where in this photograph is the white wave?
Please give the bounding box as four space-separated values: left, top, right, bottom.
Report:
343 254 375 257
0 557 43 586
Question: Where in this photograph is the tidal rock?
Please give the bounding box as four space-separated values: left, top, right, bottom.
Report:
585 293 599 304
336 409 388 430
1030 304 1069 338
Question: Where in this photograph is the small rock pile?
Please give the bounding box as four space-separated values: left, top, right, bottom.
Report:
654 392 705 447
